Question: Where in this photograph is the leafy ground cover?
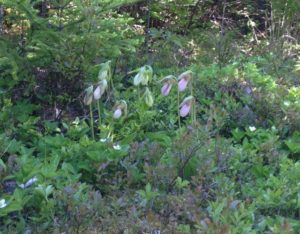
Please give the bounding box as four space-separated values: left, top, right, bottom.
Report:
0 0 300 233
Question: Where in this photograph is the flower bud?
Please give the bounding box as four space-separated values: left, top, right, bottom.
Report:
144 87 154 107
178 70 192 92
98 61 111 81
141 65 153 85
83 85 94 105
98 70 108 81
179 96 194 117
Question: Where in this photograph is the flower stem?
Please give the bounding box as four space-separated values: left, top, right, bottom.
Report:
177 89 181 128
109 68 115 91
97 100 101 127
89 104 95 140
189 80 196 125
110 77 115 95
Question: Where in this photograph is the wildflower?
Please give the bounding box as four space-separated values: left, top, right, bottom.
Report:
249 126 256 132
133 72 142 86
83 85 94 105
179 96 194 117
93 79 108 100
113 144 121 150
161 83 172 96
133 65 153 86
0 199 7 209
180 103 191 117
144 87 154 107
93 86 101 100
19 176 38 189
178 70 192 92
98 61 111 81
161 75 176 96
142 65 153 85
113 100 127 119
113 108 122 119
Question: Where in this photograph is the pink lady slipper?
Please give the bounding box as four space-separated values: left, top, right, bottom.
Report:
179 96 194 117
178 70 192 92
113 100 127 119
161 75 176 96
93 79 108 100
113 108 122 119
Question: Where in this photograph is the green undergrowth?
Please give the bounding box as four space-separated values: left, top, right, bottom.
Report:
1 61 300 233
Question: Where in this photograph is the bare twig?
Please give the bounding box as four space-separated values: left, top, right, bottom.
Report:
168 144 201 191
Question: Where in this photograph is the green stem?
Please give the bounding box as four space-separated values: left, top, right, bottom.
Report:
110 73 115 91
89 104 95 140
97 100 101 127
193 96 197 124
189 81 195 125
108 69 115 98
177 89 181 129
138 86 141 101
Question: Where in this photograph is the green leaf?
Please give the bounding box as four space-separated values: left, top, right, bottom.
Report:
0 159 6 171
146 131 172 147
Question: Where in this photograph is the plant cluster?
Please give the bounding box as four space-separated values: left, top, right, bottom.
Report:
0 0 300 233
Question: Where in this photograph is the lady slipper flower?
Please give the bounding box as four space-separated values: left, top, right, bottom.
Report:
178 78 188 92
93 79 108 100
113 108 122 119
179 96 194 117
113 100 127 119
133 72 142 86
133 65 153 86
180 103 191 117
93 86 101 100
178 70 192 92
83 85 94 106
161 75 176 96
161 83 172 96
